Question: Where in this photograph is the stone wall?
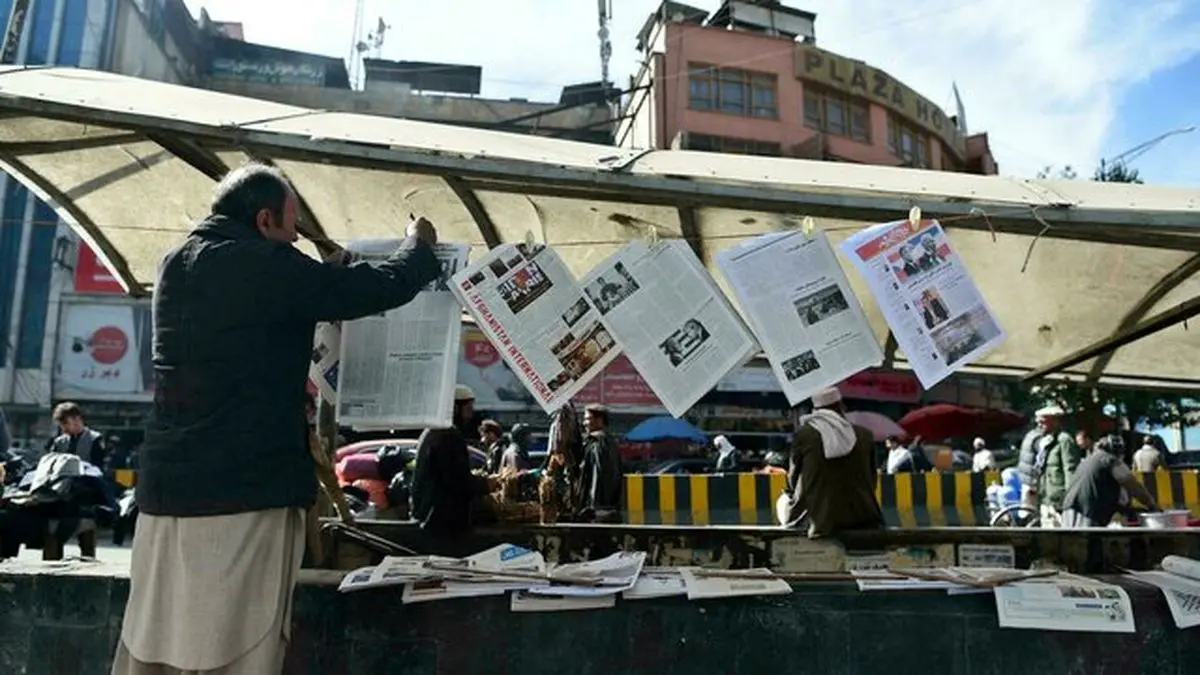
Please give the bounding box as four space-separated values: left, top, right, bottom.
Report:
0 559 1193 674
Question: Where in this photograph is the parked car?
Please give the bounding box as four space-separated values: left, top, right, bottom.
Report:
335 439 488 470
640 457 763 475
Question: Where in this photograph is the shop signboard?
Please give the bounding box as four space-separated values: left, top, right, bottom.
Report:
74 244 124 295
837 370 921 403
55 299 154 401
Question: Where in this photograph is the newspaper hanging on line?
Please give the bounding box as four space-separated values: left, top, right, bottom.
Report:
716 229 882 406
580 240 759 417
337 241 470 429
451 242 621 414
309 321 342 402
838 218 1005 389
993 575 1136 633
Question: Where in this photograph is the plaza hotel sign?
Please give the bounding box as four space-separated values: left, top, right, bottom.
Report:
795 45 965 157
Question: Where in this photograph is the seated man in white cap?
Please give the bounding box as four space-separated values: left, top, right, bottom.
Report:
778 387 883 538
410 385 497 551
1016 404 1081 527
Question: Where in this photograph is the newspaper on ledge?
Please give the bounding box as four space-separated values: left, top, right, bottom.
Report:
530 551 647 598
993 574 1135 633
336 241 469 429
452 243 621 414
337 543 546 598
1126 555 1200 629
580 240 758 417
716 230 882 406
839 218 1005 389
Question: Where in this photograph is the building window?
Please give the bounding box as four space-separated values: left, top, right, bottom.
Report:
887 115 931 168
687 133 781 157
688 64 778 119
802 86 870 143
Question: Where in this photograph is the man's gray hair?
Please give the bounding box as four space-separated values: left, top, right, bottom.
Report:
210 163 292 223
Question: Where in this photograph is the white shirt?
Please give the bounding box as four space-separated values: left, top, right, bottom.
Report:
1132 446 1163 473
886 447 913 474
972 449 996 473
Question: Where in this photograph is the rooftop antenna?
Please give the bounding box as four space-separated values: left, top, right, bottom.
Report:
348 0 366 88
597 0 613 88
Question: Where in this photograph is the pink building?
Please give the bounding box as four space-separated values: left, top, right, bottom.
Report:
618 1 998 175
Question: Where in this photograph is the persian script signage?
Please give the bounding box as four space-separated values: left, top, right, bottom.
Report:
795 45 964 155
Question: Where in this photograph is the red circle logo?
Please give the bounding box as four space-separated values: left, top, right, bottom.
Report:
90 326 128 365
465 335 499 368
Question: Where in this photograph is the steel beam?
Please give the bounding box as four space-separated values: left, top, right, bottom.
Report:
444 175 501 248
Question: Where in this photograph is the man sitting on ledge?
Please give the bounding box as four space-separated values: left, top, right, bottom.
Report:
778 387 884 538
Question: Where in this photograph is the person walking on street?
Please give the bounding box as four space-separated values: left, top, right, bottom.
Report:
111 164 443 675
1132 436 1164 473
48 402 107 468
1017 405 1081 528
778 388 884 538
578 404 622 522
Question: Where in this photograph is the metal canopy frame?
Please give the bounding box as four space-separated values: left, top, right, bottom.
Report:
0 67 1196 387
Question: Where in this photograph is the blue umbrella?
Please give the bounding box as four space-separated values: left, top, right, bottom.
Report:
625 416 709 444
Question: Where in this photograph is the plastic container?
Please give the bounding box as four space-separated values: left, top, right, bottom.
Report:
1139 510 1191 529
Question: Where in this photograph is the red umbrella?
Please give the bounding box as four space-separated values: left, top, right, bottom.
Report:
845 411 907 442
898 404 1026 444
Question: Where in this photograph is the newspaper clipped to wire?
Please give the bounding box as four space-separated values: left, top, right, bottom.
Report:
839 218 1005 389
580 240 759 417
993 574 1135 633
716 229 882 406
337 241 469 429
1127 555 1200 629
451 242 621 414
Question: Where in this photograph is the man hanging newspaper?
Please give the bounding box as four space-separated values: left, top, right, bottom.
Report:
337 241 470 429
839 217 1005 388
580 239 758 418
451 242 621 414
716 229 883 406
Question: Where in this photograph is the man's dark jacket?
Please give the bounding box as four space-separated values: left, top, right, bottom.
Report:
138 215 440 516
411 426 491 534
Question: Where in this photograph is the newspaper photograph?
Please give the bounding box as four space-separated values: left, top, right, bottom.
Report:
309 321 341 403
716 230 882 406
452 243 621 414
336 240 469 430
993 576 1136 633
580 240 758 417
839 218 1005 389
679 568 792 600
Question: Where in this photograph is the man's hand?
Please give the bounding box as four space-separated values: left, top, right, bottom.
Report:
407 216 438 246
323 248 352 267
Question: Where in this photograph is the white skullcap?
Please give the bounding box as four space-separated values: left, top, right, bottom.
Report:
973 437 986 449
811 387 842 408
454 385 475 402
1035 404 1064 418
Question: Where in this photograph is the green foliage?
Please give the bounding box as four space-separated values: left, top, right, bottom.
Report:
1093 159 1143 184
1010 380 1185 430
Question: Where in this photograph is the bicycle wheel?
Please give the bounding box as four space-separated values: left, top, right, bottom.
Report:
990 504 1040 528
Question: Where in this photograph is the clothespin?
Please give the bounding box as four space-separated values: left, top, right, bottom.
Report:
801 216 816 237
907 206 922 232
646 224 660 247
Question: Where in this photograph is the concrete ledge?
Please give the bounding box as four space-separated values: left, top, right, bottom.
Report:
0 560 1193 674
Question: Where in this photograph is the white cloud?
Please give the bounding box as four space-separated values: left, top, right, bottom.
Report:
184 0 1200 180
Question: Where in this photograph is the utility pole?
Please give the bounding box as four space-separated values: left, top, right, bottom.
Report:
2 0 30 64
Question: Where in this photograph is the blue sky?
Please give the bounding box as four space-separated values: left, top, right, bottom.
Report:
182 0 1200 185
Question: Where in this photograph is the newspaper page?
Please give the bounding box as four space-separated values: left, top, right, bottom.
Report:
679 568 792 600
1126 570 1200 629
623 567 688 600
580 240 758 417
337 543 546 593
716 230 882 406
336 241 469 430
839 218 1005 389
993 575 1136 633
511 591 616 612
309 322 341 402
451 243 621 414
530 551 647 597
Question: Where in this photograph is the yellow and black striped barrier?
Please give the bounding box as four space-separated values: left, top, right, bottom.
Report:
624 470 1200 527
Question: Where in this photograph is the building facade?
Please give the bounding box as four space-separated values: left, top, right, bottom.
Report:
617 1 998 174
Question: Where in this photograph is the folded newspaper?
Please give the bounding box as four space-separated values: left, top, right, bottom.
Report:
993 573 1135 633
1126 555 1200 629
337 543 547 594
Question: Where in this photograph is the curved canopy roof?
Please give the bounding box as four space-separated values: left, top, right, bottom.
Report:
0 66 1196 388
